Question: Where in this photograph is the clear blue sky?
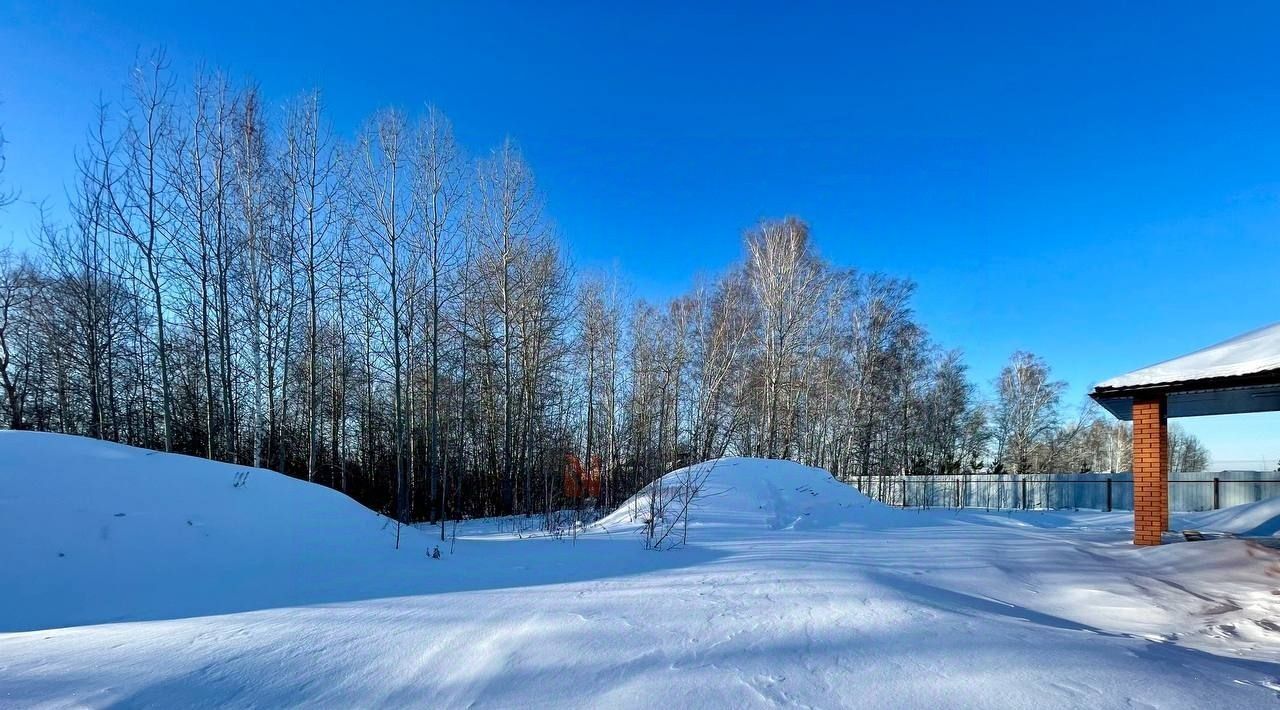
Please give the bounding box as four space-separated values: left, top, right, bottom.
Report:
1 1 1277 466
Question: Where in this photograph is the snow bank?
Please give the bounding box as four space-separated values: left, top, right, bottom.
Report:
595 456 908 536
0 431 436 632
1182 496 1280 537
1095 321 1280 389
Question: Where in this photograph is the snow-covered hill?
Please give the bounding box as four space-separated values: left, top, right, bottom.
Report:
3 434 1280 708
0 431 437 632
596 456 903 533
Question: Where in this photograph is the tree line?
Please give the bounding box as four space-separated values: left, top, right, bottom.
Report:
0 53 1210 526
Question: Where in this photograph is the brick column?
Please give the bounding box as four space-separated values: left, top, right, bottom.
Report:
1132 395 1168 545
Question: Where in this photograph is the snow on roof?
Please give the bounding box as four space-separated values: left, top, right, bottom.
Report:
1094 321 1280 391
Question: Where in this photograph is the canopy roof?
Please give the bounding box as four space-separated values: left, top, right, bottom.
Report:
1091 322 1280 420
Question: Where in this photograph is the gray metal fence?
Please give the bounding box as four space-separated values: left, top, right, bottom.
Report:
850 471 1280 512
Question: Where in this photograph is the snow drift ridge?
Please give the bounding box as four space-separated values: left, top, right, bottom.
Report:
0 431 435 632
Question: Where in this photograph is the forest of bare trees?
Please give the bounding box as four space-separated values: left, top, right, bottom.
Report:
0 54 1210 525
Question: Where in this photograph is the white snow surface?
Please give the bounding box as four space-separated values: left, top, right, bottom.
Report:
1184 495 1280 537
1095 320 1280 389
4 433 1280 708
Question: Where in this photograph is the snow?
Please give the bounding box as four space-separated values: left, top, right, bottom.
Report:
1181 496 1280 537
4 436 1280 708
0 431 436 632
1095 320 1280 390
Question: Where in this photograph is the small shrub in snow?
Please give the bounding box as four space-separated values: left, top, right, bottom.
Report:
643 461 715 551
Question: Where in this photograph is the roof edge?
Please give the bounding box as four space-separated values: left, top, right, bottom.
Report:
1089 367 1280 398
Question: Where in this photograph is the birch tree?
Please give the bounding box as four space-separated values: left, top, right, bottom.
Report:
474 139 543 512
412 106 464 523
105 52 177 451
356 108 413 534
993 351 1066 473
283 91 342 481
744 217 825 459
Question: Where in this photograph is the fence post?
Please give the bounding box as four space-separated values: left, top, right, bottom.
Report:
1213 477 1220 510
955 478 961 509
1105 477 1112 512
1021 478 1028 510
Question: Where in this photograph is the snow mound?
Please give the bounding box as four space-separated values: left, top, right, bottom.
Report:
1184 495 1280 537
0 431 435 632
596 457 901 535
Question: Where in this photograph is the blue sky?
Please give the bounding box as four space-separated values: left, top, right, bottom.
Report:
1 1 1277 465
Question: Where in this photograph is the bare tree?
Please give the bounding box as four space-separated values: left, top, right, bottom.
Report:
356 108 414 540
0 248 36 429
1169 424 1210 473
412 106 464 528
0 120 18 211
102 51 178 451
474 138 544 512
744 217 826 459
993 351 1066 473
41 114 127 441
283 91 342 481
235 86 273 468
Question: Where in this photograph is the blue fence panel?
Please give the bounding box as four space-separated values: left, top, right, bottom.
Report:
852 471 1280 512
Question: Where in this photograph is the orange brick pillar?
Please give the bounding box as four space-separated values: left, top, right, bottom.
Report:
1132 395 1169 545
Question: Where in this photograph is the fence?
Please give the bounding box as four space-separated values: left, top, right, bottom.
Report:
849 471 1280 512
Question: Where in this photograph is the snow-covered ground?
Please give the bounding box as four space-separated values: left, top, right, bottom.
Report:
3 432 1280 708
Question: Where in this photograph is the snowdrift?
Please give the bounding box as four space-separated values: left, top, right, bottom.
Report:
1183 495 1280 537
596 457 908 536
606 456 1280 541
0 431 436 632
